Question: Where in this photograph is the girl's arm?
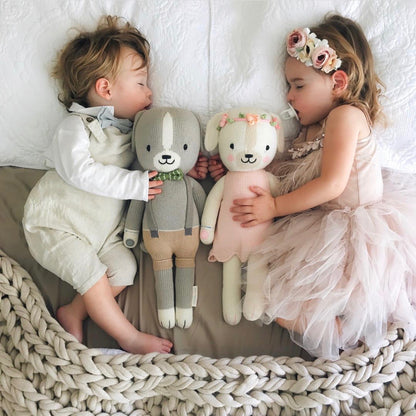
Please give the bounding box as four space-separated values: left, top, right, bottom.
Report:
208 154 227 181
51 115 161 201
231 105 369 226
187 152 209 180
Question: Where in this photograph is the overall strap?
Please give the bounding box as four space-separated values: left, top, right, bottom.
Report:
73 113 108 143
183 175 194 236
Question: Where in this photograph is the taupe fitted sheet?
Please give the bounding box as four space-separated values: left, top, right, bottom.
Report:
0 166 305 358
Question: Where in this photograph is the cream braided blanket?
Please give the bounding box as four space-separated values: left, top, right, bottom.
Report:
1 250 416 416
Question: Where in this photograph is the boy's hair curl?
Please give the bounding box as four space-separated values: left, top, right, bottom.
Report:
311 14 385 125
52 15 150 109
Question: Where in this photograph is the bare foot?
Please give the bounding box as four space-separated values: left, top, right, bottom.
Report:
56 304 83 343
118 330 173 354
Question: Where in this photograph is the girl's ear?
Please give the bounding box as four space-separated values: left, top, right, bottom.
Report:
95 78 112 100
332 70 348 96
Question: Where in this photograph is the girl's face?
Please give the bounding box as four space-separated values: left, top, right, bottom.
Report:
109 47 152 120
285 57 336 126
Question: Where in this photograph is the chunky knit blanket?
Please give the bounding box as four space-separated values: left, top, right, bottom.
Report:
1 249 416 416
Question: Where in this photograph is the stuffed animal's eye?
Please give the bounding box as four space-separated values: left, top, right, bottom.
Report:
266 145 270 151
146 145 151 152
230 143 234 150
183 144 188 150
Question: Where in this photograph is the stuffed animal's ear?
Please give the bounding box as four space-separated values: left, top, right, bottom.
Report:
204 112 224 153
271 113 285 154
131 110 146 153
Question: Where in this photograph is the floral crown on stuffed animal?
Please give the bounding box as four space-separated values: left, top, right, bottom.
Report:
216 112 280 131
286 27 342 73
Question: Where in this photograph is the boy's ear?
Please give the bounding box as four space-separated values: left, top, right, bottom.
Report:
95 78 112 100
332 70 348 96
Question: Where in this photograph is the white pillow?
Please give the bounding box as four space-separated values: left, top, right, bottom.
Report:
1 0 415 172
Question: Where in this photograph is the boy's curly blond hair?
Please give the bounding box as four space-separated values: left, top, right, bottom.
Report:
52 15 150 109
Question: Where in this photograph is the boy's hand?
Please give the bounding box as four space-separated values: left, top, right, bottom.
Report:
188 152 209 180
208 154 227 181
148 171 163 200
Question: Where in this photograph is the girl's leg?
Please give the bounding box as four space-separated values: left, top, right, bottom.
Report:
58 275 173 354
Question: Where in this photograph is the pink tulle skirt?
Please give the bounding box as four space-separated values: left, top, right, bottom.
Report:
256 169 416 360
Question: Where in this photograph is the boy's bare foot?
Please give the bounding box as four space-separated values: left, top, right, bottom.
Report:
118 330 173 354
56 304 83 343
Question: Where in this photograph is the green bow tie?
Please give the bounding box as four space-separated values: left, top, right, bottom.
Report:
152 169 184 181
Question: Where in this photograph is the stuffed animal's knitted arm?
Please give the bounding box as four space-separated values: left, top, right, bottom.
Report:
191 178 207 217
200 177 225 244
123 199 145 248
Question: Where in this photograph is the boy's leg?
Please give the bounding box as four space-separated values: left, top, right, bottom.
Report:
82 274 172 354
56 283 125 343
57 242 135 343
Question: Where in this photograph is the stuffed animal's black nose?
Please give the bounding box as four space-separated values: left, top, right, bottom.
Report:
162 155 171 160
245 154 253 158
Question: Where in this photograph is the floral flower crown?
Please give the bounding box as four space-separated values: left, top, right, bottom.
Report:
216 112 280 131
286 27 342 73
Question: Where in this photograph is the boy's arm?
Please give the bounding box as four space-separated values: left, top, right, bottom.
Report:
52 115 149 201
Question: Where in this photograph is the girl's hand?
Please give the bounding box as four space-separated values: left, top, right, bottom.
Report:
187 152 209 180
230 186 277 227
148 171 163 200
208 154 227 181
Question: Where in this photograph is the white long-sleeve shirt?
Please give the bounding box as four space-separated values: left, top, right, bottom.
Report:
44 103 149 201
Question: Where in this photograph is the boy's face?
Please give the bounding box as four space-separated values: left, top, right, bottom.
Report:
110 47 152 120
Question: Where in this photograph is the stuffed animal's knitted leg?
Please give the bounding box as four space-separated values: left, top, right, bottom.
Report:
154 268 175 329
175 267 194 328
243 252 267 321
223 256 242 325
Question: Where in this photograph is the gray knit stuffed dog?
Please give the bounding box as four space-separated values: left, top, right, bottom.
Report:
124 108 206 329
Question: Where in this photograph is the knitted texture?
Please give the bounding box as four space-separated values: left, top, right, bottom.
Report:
1 249 416 416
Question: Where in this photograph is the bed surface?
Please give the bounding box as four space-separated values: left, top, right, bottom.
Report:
0 166 306 358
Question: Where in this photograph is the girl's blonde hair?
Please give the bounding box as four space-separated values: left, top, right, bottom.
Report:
52 15 150 109
310 14 384 125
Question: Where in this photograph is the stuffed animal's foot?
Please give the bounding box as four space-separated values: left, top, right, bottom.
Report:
158 308 175 329
223 306 242 326
243 299 264 321
175 307 193 329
